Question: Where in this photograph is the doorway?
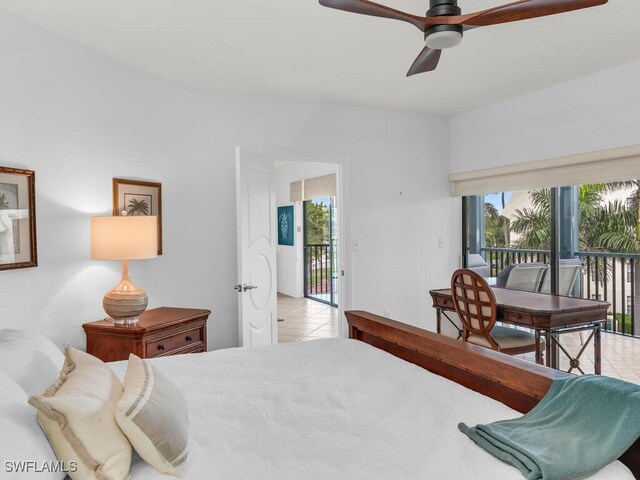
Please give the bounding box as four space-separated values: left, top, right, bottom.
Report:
273 160 341 342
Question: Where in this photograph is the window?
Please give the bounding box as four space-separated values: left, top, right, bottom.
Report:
464 190 552 285
626 197 635 210
463 180 639 335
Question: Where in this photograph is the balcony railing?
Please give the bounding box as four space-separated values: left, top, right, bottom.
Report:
483 247 550 277
305 243 332 297
576 251 637 336
480 247 639 337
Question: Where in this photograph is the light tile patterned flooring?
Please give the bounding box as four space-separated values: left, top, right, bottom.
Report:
277 294 640 384
277 294 339 342
519 330 640 384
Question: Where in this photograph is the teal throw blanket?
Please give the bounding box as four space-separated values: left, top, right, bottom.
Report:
458 375 640 480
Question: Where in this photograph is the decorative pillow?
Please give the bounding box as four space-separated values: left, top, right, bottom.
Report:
28 346 132 480
0 369 66 480
115 354 189 477
0 329 64 395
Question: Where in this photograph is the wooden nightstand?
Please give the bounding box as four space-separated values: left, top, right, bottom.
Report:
83 307 210 362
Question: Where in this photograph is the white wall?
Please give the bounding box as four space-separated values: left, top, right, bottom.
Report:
275 162 338 299
0 9 457 350
450 60 640 173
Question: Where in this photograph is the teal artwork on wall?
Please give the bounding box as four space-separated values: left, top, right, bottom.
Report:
278 205 294 246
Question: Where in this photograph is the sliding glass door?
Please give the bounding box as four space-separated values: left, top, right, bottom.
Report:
303 197 338 307
463 182 639 337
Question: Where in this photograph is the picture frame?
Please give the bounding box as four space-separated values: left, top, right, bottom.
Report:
112 178 163 255
278 205 294 246
0 167 37 271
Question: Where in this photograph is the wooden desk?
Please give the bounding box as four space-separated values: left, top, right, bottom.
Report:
429 288 609 374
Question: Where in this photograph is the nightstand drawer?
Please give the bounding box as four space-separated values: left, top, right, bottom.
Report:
146 327 203 357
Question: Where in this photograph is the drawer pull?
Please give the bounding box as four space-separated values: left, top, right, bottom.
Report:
157 344 166 351
186 335 193 342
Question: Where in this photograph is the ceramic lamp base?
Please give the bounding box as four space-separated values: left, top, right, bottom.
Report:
102 260 149 325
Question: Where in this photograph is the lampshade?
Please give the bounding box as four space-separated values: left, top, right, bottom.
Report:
91 216 158 261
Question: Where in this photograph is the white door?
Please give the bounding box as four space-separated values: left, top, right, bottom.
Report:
235 147 277 347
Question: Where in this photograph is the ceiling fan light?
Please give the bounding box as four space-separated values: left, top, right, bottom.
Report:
425 30 463 49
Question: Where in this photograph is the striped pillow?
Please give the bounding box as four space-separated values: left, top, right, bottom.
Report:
115 355 189 477
28 346 132 480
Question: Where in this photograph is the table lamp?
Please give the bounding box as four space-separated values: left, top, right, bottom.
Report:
91 215 158 325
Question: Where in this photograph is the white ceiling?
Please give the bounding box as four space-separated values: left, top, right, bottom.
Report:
1 0 639 115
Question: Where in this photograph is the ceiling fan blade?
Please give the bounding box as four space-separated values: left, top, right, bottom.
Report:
452 0 607 27
319 0 435 31
407 47 442 77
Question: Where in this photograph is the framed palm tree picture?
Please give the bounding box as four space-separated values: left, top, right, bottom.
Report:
113 178 163 255
0 166 37 270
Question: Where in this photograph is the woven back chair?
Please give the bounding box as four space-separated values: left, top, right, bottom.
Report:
451 269 499 349
451 269 541 356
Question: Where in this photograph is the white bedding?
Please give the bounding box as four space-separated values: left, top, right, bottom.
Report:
108 339 633 480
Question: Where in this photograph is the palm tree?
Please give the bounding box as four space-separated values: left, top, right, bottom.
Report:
582 200 639 253
510 189 552 249
127 198 149 216
501 192 510 246
605 180 640 236
511 183 635 253
484 202 505 247
0 193 8 210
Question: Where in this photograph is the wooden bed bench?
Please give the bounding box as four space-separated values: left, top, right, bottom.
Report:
345 310 640 478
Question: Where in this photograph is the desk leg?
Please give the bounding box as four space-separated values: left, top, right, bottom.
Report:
534 330 542 365
438 310 463 339
594 324 602 375
550 333 560 370
545 330 552 368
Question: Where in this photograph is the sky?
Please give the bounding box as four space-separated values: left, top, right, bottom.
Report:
311 197 331 207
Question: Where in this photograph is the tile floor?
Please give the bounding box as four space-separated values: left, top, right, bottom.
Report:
277 294 640 384
519 330 640 384
277 294 339 342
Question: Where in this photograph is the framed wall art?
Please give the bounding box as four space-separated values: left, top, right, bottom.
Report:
112 178 163 255
0 167 37 270
277 205 294 246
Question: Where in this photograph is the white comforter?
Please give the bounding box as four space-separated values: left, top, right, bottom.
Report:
109 339 633 480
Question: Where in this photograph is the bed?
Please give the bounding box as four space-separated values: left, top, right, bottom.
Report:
104 312 636 480
101 310 638 479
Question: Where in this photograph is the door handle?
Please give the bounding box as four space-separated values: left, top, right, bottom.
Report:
234 284 242 293
243 284 258 292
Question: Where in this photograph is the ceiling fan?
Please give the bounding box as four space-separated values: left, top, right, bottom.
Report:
318 0 608 76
